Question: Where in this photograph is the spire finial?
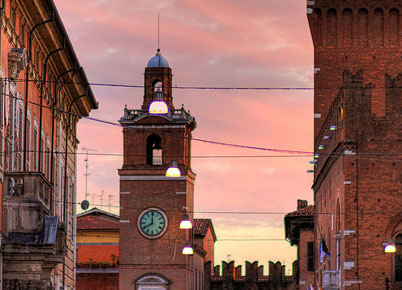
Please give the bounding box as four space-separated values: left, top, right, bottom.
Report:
158 13 160 51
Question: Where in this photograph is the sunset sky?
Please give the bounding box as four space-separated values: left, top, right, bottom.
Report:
55 0 314 273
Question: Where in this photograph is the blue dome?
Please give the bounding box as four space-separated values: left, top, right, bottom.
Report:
147 49 170 68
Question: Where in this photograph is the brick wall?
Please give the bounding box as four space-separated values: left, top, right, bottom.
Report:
309 1 402 289
204 261 297 290
76 273 118 290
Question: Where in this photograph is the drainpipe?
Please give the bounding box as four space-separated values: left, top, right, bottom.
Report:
63 89 88 289
38 40 65 174
23 12 54 171
49 67 78 190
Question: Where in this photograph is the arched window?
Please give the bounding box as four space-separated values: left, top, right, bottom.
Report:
153 80 163 93
146 134 162 165
136 275 168 290
395 234 402 281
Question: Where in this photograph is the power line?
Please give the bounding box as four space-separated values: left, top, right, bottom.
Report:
5 82 402 158
8 77 402 91
6 78 315 90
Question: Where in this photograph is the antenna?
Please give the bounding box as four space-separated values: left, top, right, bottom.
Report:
81 146 98 201
158 13 160 50
108 194 114 212
99 190 105 209
87 193 96 205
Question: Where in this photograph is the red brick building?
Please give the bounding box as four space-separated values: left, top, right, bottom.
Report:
0 0 97 289
76 208 119 290
118 50 216 289
75 207 216 290
308 1 402 289
285 200 315 289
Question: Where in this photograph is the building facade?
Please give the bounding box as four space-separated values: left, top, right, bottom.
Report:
308 1 402 289
0 0 97 289
285 200 315 289
118 49 207 290
76 208 119 290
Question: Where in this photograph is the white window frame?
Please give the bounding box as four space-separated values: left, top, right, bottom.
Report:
33 118 38 171
26 109 31 170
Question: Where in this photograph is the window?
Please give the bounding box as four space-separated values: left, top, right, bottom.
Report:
136 275 167 290
33 127 38 171
26 118 31 169
35 48 40 72
307 241 314 271
153 80 163 92
146 134 162 165
17 107 23 170
58 157 64 222
0 81 4 168
46 140 51 178
395 234 402 281
41 132 45 173
19 23 25 46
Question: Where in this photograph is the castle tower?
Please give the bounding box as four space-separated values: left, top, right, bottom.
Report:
118 50 196 290
308 2 402 289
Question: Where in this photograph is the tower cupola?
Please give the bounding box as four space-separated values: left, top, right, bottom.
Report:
142 49 173 111
146 48 169 68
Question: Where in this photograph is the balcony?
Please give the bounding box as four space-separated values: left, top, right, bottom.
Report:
2 172 64 250
2 172 65 287
120 106 195 124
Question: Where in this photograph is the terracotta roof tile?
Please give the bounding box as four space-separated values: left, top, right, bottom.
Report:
286 205 315 217
193 219 211 237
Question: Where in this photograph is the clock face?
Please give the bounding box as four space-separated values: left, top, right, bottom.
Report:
138 208 168 239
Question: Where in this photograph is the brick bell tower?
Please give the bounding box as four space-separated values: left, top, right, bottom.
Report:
118 49 196 290
308 1 402 289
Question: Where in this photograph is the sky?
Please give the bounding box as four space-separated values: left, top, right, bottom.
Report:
55 0 314 273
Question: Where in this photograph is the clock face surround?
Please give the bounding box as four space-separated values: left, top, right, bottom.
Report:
137 208 168 239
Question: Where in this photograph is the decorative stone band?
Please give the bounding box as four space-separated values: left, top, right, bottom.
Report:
123 124 186 129
120 175 187 181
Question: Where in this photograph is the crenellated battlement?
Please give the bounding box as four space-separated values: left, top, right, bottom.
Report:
313 69 402 190
308 2 402 136
204 261 297 290
308 2 402 49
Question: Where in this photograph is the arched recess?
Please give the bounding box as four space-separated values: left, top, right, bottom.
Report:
335 199 341 234
311 8 322 46
153 80 163 92
384 213 402 282
395 234 402 281
343 9 353 47
374 8 385 46
335 198 341 271
358 9 369 47
327 8 338 47
390 8 400 47
136 274 168 290
146 134 162 165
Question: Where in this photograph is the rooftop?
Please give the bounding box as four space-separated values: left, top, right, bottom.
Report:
77 208 119 231
147 49 170 68
285 205 315 217
194 218 217 241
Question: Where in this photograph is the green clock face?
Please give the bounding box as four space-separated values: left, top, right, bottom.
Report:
138 208 168 238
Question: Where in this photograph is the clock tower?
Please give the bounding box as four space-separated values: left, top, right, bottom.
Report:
118 49 196 290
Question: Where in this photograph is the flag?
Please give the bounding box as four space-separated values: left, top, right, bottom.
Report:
319 236 331 264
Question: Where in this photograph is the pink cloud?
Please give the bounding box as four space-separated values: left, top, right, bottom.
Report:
56 0 314 268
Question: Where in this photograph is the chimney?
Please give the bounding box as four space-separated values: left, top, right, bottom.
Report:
297 199 308 210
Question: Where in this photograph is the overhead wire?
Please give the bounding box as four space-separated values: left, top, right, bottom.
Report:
3 81 402 158
7 77 402 90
